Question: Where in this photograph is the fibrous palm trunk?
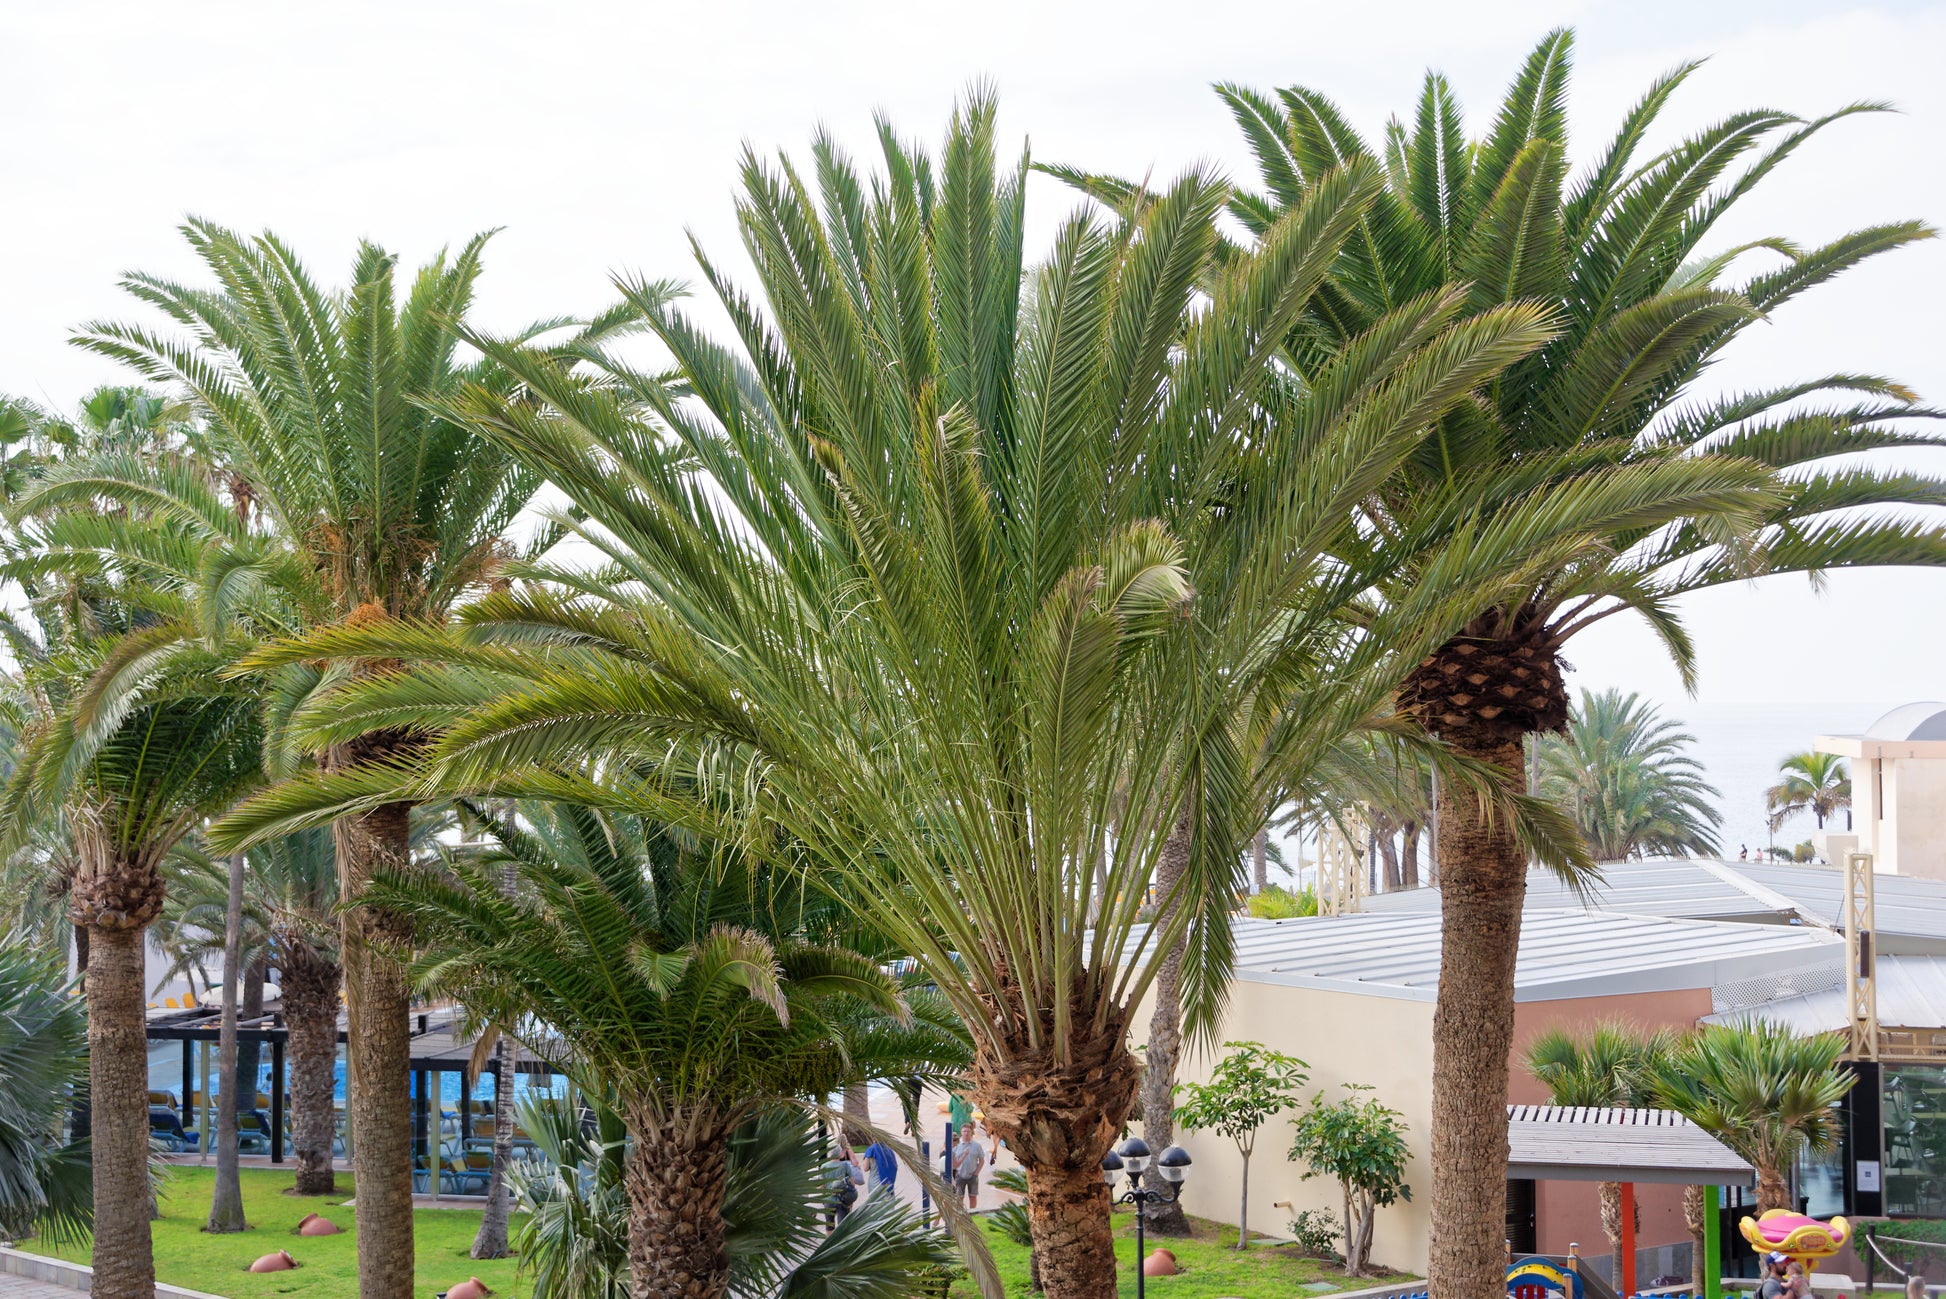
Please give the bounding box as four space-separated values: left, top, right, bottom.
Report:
1136 815 1193 1236
71 846 165 1299
1401 822 1421 890
1684 1184 1707 1292
1252 827 1269 895
281 940 341 1195
977 1014 1141 1299
1757 1166 1790 1212
624 1111 732 1299
332 774 417 1299
208 851 249 1232
470 1037 516 1258
843 1081 870 1147
1402 616 1567 1299
1599 1181 1639 1287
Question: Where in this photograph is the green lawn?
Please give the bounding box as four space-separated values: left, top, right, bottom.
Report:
950 1204 1413 1298
34 1166 526 1299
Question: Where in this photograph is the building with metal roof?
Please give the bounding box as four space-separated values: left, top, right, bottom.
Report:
1505 1106 1754 1187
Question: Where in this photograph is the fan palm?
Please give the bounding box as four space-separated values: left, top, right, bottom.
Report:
208 94 1603 1298
36 223 630 1299
1533 690 1721 860
1765 751 1851 833
1140 31 1946 1297
1652 1020 1852 1210
164 829 342 1193
1523 1021 1678 1282
355 802 973 1299
0 932 91 1245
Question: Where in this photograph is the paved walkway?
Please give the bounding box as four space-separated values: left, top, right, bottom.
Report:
0 1277 75 1299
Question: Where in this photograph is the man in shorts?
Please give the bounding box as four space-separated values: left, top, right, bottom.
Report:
951 1124 987 1209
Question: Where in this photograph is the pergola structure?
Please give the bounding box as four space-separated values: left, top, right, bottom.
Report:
1508 1105 1756 1299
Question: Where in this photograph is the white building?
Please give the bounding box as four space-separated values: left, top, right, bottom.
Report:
1818 702 1946 879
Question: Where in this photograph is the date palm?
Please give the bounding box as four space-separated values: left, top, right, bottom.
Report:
163 828 343 1194
1765 751 1851 833
1652 1021 1851 1211
1533 690 1721 860
1184 32 1946 1298
357 802 974 1299
2 639 261 1299
215 97 1599 1299
42 223 628 1299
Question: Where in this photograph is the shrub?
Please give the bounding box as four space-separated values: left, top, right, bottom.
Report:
1287 1208 1342 1260
1247 885 1320 919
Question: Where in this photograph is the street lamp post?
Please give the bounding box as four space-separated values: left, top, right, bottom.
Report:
1102 1137 1193 1299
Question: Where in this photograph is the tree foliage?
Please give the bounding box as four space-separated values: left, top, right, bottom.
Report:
1174 1041 1309 1249
1287 1084 1413 1277
1533 691 1721 860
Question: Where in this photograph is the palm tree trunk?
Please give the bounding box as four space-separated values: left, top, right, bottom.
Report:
1757 1165 1791 1212
978 1015 1140 1299
1402 821 1420 889
334 792 417 1299
234 952 266 1126
281 941 341 1196
84 926 156 1299
470 1036 516 1258
1684 1184 1707 1292
1377 827 1402 893
843 1081 870 1147
1427 730 1531 1299
623 1111 732 1299
472 841 519 1259
1599 1181 1623 1287
1136 814 1194 1237
207 852 248 1232
1252 827 1269 894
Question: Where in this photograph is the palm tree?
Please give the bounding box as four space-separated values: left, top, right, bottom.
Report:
357 803 974 1299
1523 1021 1676 1284
212 97 1583 1298
0 932 91 1245
3 654 261 1299
511 1092 956 1299
163 829 343 1194
1765 752 1852 833
1652 1021 1852 1211
47 223 625 1299
1166 33 1946 1298
1534 690 1721 860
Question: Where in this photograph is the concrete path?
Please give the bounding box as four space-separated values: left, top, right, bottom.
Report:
0 1276 76 1299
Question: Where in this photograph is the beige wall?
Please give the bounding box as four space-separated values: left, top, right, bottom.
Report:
1139 979 1723 1278
1132 978 1438 1276
1879 758 1946 880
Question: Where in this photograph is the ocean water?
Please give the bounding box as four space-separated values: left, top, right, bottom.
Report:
1678 699 1897 861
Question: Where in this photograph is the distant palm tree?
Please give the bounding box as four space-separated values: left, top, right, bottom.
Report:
1533 691 1722 861
1524 1021 1678 1283
1652 1020 1852 1211
1765 752 1851 833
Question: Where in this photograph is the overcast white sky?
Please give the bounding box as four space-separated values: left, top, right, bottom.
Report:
4 0 1942 708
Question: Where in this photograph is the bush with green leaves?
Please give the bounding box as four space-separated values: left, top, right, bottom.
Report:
1245 885 1320 920
1174 1042 1310 1249
1285 1207 1342 1261
0 935 92 1244
1288 1085 1413 1277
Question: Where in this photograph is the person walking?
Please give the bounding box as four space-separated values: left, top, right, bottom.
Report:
824 1142 862 1229
862 1139 898 1196
1759 1253 1791 1299
951 1124 986 1210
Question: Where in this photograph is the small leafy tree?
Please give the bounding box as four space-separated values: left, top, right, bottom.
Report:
1174 1042 1309 1249
1288 1085 1414 1277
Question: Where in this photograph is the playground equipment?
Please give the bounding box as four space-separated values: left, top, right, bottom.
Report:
1739 1209 1852 1263
1507 1254 1585 1299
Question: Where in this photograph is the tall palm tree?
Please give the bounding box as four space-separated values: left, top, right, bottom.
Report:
214 97 1595 1299
1652 1021 1852 1210
355 803 974 1299
164 829 343 1194
1765 752 1851 833
1523 1021 1677 1284
1169 33 1946 1298
1534 690 1721 860
48 223 625 1299
3 651 261 1299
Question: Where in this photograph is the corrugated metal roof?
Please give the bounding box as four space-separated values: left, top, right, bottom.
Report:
1227 907 1838 1003
1506 1106 1754 1186
1703 953 1946 1035
1363 859 1946 952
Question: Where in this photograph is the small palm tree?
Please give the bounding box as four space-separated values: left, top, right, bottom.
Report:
0 933 91 1245
360 803 976 1299
1533 691 1721 861
1765 752 1851 833
1652 1021 1852 1211
1524 1021 1677 1283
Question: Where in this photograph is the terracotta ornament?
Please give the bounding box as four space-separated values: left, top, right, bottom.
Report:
1142 1248 1178 1277
248 1251 298 1273
444 1277 493 1299
296 1213 342 1236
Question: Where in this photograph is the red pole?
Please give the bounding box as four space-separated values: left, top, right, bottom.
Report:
1619 1183 1638 1298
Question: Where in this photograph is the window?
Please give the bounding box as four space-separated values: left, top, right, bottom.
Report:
1882 1065 1946 1216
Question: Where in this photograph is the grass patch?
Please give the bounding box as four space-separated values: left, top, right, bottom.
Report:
949 1204 1411 1298
32 1166 526 1299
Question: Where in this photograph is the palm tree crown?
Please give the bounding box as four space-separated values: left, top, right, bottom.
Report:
1533 690 1721 861
1765 751 1851 832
